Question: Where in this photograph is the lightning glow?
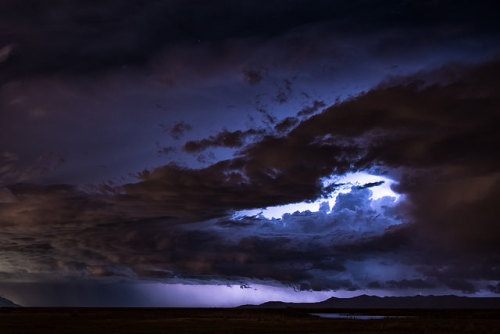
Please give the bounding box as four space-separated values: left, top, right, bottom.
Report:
234 172 401 219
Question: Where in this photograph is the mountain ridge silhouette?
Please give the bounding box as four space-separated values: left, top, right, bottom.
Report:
240 294 500 309
0 296 19 307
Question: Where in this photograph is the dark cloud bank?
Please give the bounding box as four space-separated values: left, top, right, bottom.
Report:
1 58 499 296
2 0 500 82
1 0 500 306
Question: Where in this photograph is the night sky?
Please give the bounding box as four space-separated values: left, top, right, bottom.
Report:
1 0 500 307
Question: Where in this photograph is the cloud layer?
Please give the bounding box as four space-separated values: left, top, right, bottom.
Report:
1 58 499 296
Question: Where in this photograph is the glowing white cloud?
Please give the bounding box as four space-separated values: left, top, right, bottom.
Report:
234 171 400 219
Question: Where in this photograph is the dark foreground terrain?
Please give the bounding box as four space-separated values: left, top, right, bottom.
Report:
1 308 500 333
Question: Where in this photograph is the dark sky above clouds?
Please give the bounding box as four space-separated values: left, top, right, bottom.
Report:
1 0 500 306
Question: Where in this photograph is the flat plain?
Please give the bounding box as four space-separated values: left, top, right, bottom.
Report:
1 308 500 333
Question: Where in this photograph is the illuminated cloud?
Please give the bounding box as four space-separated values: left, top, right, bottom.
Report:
1 0 500 306
0 59 498 300
234 171 400 219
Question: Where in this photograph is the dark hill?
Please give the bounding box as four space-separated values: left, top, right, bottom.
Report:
240 294 500 309
0 296 19 307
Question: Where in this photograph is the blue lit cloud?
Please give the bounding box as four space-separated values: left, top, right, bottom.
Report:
234 171 401 219
1 0 500 307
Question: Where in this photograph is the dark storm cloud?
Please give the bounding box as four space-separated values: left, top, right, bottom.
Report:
2 0 334 79
274 79 293 104
356 181 385 189
157 146 176 156
0 186 396 290
160 121 192 140
488 283 500 294
182 129 266 153
2 0 499 194
242 69 263 85
0 281 166 307
386 279 435 290
297 100 326 117
196 152 217 164
242 63 267 85
0 152 65 186
274 117 299 133
256 107 277 125
133 58 500 290
2 0 499 83
440 279 478 294
1 50 500 293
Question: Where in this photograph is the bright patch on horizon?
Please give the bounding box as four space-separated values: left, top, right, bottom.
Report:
138 283 347 307
234 172 401 219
